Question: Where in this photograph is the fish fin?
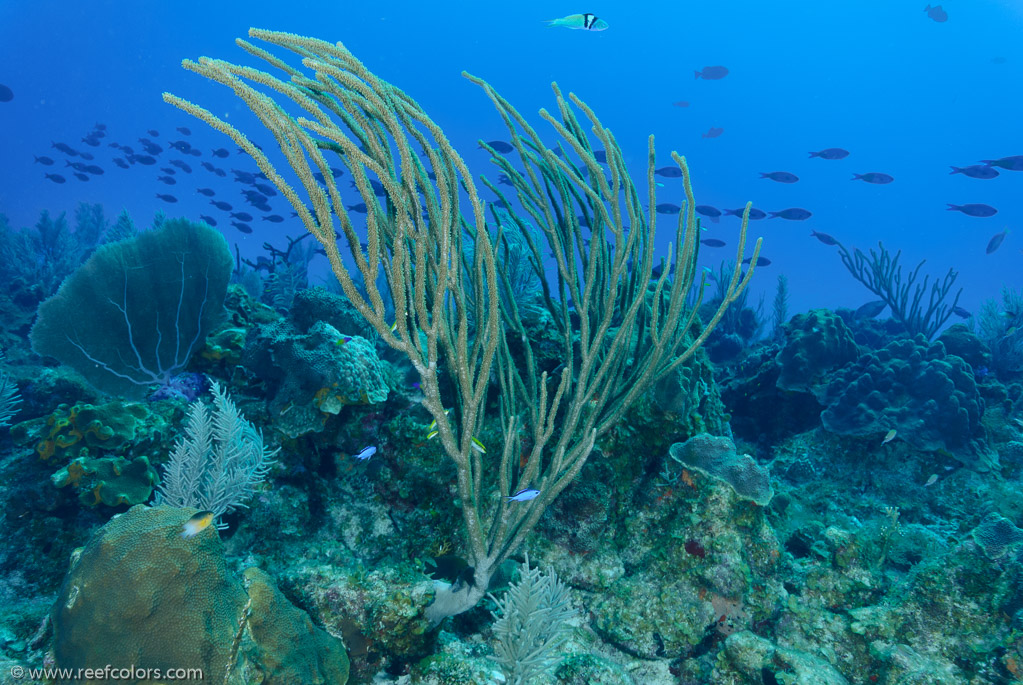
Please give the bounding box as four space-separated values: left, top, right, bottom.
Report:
808 151 818 157
694 70 701 79
949 166 961 174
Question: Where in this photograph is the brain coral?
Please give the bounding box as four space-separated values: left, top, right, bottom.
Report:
51 505 348 683
775 309 860 395
820 335 994 467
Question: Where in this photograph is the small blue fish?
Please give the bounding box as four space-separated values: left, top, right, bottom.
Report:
545 13 609 31
354 446 377 461
507 488 540 502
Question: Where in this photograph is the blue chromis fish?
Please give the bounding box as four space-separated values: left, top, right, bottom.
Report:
354 445 377 461
181 511 215 539
507 488 541 502
545 13 609 31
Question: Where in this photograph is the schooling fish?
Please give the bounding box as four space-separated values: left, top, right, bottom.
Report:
545 13 609 31
856 300 887 318
702 127 724 138
181 511 215 538
809 148 849 160
34 156 54 166
695 65 729 80
948 203 997 217
768 208 812 220
852 172 894 184
482 140 514 154
760 171 799 184
924 4 948 22
695 205 722 222
950 165 999 179
700 239 726 247
981 155 1023 171
724 207 767 220
654 166 684 178
986 229 1008 254
810 230 839 246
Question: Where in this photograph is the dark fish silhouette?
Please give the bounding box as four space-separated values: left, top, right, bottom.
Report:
233 169 257 184
211 148 230 158
253 183 277 197
695 205 722 222
170 160 192 173
231 222 253 234
769 208 812 220
760 171 799 183
73 173 90 182
263 215 284 223
156 193 178 203
196 188 216 197
212 168 227 177
169 140 192 152
593 150 608 163
856 300 887 318
44 173 66 184
350 179 387 197
497 174 513 186
948 203 997 217
482 140 514 154
950 165 999 179
986 230 1008 254
201 162 217 172
133 155 157 165
0 84 12 102
80 136 101 147
139 140 162 155
809 148 849 160
672 101 690 107
251 202 272 213
242 190 268 203
982 155 1023 171
925 4 947 22
147 129 159 137
811 230 839 246
742 256 771 267
695 65 729 80
34 156 54 166
199 215 217 226
157 176 176 185
79 152 94 160
112 158 129 169
230 212 253 221
65 160 87 171
852 172 894 184
702 127 724 138
654 166 684 178
348 203 369 213
210 200 232 211
952 306 971 318
160 167 176 175
83 164 104 175
724 207 767 220
177 126 192 136
700 238 726 247
655 203 681 215
52 142 77 155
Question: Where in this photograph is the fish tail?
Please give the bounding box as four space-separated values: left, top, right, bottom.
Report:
949 166 961 174
759 172 768 178
694 70 702 79
851 174 862 180
946 204 958 210
808 151 819 157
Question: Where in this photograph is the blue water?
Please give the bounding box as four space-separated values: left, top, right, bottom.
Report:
2 1 1019 320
